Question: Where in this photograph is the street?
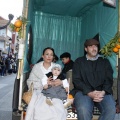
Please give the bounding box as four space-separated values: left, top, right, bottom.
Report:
0 74 16 120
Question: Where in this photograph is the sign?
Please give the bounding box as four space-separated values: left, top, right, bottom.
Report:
67 112 77 119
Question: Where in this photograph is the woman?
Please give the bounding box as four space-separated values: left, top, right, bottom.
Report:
25 47 67 120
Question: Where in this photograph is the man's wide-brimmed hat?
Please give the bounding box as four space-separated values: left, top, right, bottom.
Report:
84 39 99 47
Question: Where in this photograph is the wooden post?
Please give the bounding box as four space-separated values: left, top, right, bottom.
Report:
117 0 120 109
118 50 120 107
119 0 120 32
17 0 29 112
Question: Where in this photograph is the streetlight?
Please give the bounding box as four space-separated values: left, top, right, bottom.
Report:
8 38 12 56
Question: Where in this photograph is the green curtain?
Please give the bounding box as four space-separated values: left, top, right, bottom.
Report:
24 12 81 72
32 12 81 63
80 1 118 78
24 0 118 78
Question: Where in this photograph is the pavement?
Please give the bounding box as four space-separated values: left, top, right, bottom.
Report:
0 74 16 120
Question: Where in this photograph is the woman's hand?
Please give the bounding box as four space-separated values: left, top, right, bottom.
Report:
53 79 62 86
47 76 53 85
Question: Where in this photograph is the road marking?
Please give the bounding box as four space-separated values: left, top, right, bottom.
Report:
0 84 8 89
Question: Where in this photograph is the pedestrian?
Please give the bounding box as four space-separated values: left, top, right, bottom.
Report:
8 61 13 74
0 56 6 77
72 39 116 120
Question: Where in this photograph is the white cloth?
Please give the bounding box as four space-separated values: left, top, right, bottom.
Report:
25 61 67 120
62 78 69 88
41 75 48 86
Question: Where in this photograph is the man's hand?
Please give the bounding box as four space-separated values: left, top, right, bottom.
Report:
88 90 105 102
87 91 98 99
93 91 105 102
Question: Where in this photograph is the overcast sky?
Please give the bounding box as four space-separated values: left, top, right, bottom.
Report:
0 0 23 23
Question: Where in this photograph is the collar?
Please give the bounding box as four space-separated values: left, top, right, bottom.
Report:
86 54 100 61
65 59 71 64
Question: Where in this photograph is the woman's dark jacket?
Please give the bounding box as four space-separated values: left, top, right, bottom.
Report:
72 56 113 95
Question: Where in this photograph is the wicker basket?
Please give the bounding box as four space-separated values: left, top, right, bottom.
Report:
22 83 33 104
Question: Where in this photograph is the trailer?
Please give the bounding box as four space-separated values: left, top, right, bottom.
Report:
12 0 119 120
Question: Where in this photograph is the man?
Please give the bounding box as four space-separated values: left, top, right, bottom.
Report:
72 39 116 120
53 54 59 63
60 52 74 75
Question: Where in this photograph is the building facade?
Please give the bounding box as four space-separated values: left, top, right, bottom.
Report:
0 16 18 57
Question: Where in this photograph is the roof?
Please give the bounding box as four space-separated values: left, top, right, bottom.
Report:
0 19 9 27
0 16 6 20
32 0 101 17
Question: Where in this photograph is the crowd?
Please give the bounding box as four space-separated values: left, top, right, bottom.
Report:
0 54 17 77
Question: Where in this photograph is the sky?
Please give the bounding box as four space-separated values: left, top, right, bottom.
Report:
0 0 23 23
